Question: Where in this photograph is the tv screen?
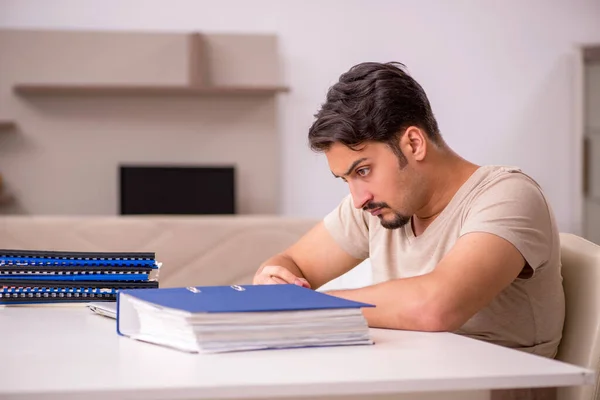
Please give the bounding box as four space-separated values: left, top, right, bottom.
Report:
119 165 235 215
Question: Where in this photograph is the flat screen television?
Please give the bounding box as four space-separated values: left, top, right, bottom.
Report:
119 165 235 215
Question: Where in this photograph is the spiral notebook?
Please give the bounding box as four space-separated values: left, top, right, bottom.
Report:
0 249 160 304
0 250 158 273
0 279 158 289
0 287 119 303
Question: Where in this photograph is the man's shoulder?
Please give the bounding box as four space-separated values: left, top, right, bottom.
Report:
476 164 540 184
470 165 547 201
459 165 558 271
461 165 555 232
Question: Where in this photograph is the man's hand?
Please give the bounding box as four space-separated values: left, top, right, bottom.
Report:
253 222 363 290
253 265 311 288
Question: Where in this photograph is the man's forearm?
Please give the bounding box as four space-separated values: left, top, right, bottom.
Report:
326 276 452 331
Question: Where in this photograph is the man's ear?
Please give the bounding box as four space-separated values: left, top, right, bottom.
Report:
399 127 427 161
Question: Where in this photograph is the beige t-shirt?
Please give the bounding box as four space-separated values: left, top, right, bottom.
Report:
324 165 565 358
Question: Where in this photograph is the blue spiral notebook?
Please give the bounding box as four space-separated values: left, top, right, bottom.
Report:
117 284 375 353
0 250 159 272
0 287 119 303
0 274 151 281
0 249 160 304
0 255 157 267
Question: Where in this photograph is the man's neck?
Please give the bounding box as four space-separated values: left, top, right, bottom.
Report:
412 152 479 234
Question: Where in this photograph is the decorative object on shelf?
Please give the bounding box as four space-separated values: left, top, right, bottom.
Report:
0 120 15 131
0 194 13 206
0 173 14 206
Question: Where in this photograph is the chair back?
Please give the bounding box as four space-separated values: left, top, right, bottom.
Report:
556 233 600 400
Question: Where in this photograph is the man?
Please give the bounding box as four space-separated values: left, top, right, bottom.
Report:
253 61 565 360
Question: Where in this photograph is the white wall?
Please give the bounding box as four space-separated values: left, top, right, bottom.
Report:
2 0 599 230
1 0 600 287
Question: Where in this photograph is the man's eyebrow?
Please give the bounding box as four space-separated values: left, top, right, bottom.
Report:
332 158 368 178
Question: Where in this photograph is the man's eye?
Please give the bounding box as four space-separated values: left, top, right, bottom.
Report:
356 167 370 177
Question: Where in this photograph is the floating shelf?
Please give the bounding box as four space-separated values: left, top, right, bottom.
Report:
10 32 289 99
0 120 16 131
14 84 289 97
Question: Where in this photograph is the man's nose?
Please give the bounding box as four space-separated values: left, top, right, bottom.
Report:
350 183 372 209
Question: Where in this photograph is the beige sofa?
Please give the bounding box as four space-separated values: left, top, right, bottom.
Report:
0 215 320 287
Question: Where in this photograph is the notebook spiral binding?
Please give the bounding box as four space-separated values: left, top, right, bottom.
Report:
0 249 155 259
0 249 160 304
0 257 158 268
0 274 150 282
0 287 118 300
1 279 159 289
0 269 151 275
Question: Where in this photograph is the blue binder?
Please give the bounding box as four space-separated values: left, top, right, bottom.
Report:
117 284 374 314
117 284 375 353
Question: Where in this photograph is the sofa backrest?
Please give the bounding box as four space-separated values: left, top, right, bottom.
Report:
0 215 319 287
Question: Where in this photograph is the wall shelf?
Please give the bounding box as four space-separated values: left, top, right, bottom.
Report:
13 84 289 97
10 31 288 100
0 120 16 131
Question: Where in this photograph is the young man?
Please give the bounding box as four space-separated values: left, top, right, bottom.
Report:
253 61 565 360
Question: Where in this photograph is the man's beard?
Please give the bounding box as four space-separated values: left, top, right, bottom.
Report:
364 202 411 230
379 211 411 230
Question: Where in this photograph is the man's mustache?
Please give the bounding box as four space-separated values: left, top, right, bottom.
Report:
363 202 389 211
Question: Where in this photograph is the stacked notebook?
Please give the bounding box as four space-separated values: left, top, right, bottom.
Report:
117 284 374 353
0 249 159 304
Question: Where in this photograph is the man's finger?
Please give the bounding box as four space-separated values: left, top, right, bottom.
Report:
254 274 284 285
294 278 311 289
261 265 301 284
271 276 287 284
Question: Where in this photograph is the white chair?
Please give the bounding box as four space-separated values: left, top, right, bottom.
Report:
556 233 600 400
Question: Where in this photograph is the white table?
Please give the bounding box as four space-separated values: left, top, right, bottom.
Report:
0 305 594 400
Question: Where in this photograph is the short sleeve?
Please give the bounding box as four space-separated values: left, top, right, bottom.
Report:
460 172 554 272
323 194 370 260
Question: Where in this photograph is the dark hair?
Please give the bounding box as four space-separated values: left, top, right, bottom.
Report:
308 62 441 158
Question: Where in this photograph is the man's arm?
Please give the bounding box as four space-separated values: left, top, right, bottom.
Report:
327 231 525 331
253 221 364 289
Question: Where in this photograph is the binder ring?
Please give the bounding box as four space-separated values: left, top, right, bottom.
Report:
186 287 201 294
230 285 245 291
